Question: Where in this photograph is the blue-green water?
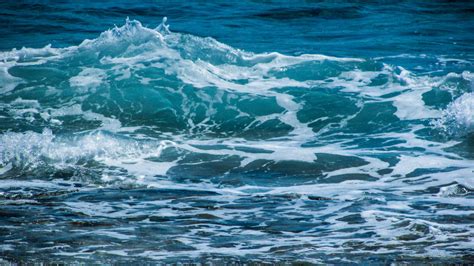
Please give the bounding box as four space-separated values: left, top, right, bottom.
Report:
1 1 474 264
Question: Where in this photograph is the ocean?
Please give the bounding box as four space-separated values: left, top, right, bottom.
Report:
0 0 474 264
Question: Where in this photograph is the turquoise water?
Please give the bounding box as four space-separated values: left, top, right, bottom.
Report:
1 1 474 264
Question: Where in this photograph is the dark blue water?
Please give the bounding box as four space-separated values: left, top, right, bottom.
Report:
1 1 474 264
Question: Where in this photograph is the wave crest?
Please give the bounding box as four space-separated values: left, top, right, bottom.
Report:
436 92 474 136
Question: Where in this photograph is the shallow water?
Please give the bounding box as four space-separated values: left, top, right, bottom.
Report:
1 1 474 264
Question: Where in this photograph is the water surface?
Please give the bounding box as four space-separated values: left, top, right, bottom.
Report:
1 1 474 264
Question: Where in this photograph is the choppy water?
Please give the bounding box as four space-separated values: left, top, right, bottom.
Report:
1 1 474 264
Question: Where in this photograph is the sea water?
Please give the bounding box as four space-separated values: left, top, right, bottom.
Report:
0 1 474 264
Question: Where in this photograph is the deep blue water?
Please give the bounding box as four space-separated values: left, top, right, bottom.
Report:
1 0 474 264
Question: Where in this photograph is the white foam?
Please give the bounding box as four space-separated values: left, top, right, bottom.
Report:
0 129 172 175
437 92 474 135
69 68 107 92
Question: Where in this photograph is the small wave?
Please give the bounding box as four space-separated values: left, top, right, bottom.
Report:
0 129 170 172
0 18 471 187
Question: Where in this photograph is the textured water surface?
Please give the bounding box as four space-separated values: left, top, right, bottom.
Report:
1 1 474 264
